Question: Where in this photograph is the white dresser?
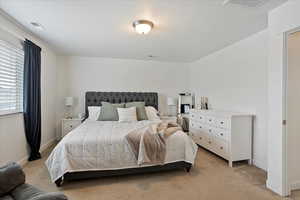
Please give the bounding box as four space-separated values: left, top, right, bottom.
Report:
189 109 253 167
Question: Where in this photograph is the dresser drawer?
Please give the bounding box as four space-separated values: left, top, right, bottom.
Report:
191 122 206 133
190 128 210 147
64 120 81 130
195 132 209 147
63 125 73 134
190 112 197 120
214 138 229 159
62 120 82 138
214 128 229 141
215 117 230 129
206 126 214 136
205 116 215 126
190 113 205 123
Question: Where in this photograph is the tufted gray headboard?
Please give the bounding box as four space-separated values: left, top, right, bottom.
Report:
85 92 158 118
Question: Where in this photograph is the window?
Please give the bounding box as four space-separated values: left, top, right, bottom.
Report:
0 39 24 115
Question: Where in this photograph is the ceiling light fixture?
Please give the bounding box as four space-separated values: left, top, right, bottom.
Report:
30 22 44 30
133 20 154 34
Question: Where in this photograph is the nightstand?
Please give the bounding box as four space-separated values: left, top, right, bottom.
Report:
61 118 83 139
160 116 177 123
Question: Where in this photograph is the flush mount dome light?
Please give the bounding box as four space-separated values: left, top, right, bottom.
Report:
133 20 154 34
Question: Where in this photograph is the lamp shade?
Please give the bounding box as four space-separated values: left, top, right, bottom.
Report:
167 97 177 106
65 97 74 106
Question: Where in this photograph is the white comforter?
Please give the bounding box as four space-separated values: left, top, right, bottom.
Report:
45 120 198 182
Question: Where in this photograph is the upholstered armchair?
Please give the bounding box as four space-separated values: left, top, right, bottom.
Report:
0 162 67 200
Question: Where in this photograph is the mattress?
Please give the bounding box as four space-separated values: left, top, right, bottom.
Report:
45 120 198 182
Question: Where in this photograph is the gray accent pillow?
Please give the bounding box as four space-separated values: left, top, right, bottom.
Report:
98 102 125 121
0 162 25 197
125 102 148 121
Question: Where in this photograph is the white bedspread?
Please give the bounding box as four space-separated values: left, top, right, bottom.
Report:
45 120 198 182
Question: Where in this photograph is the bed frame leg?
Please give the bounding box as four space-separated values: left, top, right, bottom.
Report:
185 166 191 173
55 178 63 187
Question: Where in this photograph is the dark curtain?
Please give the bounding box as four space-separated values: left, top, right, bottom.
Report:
23 39 42 161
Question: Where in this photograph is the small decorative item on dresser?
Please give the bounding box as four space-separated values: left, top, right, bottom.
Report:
61 118 83 139
200 97 209 110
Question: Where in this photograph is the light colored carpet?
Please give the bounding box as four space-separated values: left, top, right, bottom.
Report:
23 145 299 200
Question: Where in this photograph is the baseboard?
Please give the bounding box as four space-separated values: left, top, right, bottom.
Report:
266 179 283 196
252 158 267 171
40 138 56 152
266 178 291 197
290 181 300 192
18 156 29 167
18 138 56 167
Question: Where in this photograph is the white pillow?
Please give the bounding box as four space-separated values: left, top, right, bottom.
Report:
145 106 160 121
117 107 137 122
87 106 101 121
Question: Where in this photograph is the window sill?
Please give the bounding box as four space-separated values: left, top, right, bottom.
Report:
0 112 23 119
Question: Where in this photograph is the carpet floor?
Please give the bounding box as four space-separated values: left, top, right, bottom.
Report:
23 145 299 200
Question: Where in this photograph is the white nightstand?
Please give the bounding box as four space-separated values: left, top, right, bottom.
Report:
61 118 83 139
160 116 177 123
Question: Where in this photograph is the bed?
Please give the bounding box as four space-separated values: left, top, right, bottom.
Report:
46 92 198 187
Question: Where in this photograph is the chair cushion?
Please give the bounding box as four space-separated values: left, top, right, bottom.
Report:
11 184 67 200
0 195 14 200
0 162 25 197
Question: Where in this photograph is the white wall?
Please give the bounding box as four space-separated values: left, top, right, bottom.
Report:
267 0 300 195
0 13 58 166
56 56 189 136
188 30 269 170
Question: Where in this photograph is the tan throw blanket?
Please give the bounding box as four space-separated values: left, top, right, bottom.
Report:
126 122 182 165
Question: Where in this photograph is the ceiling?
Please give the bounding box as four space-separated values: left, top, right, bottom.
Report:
0 0 286 62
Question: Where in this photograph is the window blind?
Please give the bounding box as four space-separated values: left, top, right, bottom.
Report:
0 39 24 115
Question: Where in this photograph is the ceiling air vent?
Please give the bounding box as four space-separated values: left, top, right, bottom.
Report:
223 0 270 7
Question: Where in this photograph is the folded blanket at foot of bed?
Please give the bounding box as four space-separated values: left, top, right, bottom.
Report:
126 122 182 165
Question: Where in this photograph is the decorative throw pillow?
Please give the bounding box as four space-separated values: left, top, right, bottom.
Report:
117 107 138 122
87 106 101 121
145 106 160 121
98 102 125 121
125 102 148 121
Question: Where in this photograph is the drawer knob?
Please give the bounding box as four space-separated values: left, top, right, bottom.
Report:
70 125 73 128
208 141 212 144
220 122 224 124
220 133 224 136
209 119 212 122
199 137 202 140
199 126 202 128
220 147 223 150
209 129 212 132
200 117 202 119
